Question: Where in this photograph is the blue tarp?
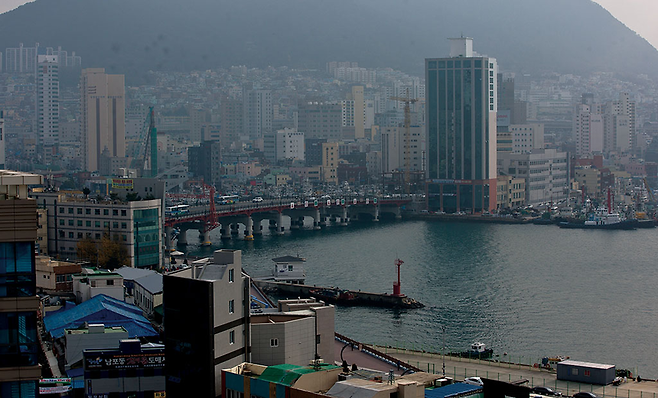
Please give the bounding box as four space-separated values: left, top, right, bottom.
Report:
44 294 157 339
425 383 482 398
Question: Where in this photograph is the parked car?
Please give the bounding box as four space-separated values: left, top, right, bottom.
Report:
531 386 561 396
463 377 483 386
573 393 598 398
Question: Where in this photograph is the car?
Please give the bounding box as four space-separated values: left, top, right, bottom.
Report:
531 386 561 396
463 377 483 386
573 393 598 398
252 197 263 203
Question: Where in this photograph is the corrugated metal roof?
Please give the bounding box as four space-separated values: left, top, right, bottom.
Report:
425 383 482 398
115 266 155 281
135 273 163 294
259 364 340 386
44 294 157 339
558 360 615 369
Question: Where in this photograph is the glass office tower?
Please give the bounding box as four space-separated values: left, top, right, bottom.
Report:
425 38 498 213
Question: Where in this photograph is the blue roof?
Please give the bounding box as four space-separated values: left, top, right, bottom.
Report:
425 383 482 398
44 294 157 339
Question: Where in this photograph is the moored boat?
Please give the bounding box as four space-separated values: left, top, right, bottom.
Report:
451 342 494 359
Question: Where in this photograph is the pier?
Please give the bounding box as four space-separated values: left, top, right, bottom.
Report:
252 280 424 309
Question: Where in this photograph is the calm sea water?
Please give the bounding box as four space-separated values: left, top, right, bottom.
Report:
185 218 658 377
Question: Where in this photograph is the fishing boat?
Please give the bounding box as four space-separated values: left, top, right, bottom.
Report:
451 342 494 359
558 190 637 230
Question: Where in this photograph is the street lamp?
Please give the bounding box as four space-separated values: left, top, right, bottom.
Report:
442 326 446 377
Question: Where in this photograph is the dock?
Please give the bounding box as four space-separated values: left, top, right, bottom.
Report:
252 280 424 309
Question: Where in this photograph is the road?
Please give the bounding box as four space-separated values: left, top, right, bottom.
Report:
374 346 658 398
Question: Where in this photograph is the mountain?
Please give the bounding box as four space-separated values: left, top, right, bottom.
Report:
1 0 657 83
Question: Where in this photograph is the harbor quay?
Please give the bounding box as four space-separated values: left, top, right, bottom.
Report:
371 346 658 398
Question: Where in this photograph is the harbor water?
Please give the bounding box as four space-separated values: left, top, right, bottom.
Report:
185 219 658 377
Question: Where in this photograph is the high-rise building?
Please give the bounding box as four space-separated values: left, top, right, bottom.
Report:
0 170 44 397
36 55 60 164
321 142 339 184
352 86 365 139
80 68 126 172
242 85 272 141
219 97 243 148
297 102 342 141
603 92 635 154
381 126 424 174
498 149 568 205
4 42 39 74
275 128 305 162
0 111 5 169
188 141 222 186
425 37 498 213
164 249 249 396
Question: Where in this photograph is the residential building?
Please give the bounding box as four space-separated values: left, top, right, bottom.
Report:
273 128 305 163
220 97 243 148
305 138 327 167
5 42 38 73
132 272 163 318
30 192 162 268
604 92 636 154
35 256 82 293
510 123 544 153
573 101 604 158
321 142 339 184
80 68 126 172
498 148 568 205
243 85 272 140
496 175 526 209
83 339 165 397
297 103 342 141
250 297 334 366
188 141 222 186
0 110 5 168
72 268 124 303
0 170 44 396
381 126 423 174
574 166 603 198
425 37 498 213
164 249 250 396
36 55 60 164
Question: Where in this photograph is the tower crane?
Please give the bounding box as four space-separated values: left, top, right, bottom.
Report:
390 90 419 194
130 106 158 177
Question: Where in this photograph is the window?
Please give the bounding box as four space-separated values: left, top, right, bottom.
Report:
113 210 118 216
228 300 234 314
68 208 73 214
228 269 234 283
121 210 127 216
86 209 91 215
316 334 321 344
68 232 74 238
113 222 118 229
86 221 91 227
288 265 293 271
95 221 100 228
59 207 64 214
229 330 235 345
107 279 114 286
77 208 83 214
95 209 100 215
270 338 278 347
121 223 127 229
59 219 64 226
77 220 82 227
68 220 74 226
103 209 109 216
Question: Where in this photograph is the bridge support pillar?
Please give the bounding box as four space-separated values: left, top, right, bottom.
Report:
165 226 174 251
201 227 212 246
244 217 254 241
275 212 285 235
394 206 402 220
373 206 380 222
319 215 327 227
340 207 349 226
253 220 263 236
230 223 239 235
220 225 231 240
290 216 301 230
178 228 188 246
313 209 321 230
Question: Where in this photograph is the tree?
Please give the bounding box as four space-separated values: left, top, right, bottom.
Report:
83 187 91 197
76 237 98 265
98 234 129 270
126 192 141 201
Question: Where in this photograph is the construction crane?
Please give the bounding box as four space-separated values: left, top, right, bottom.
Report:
390 90 419 194
643 177 656 204
130 107 158 177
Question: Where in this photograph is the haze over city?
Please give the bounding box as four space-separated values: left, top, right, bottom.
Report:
2 0 658 397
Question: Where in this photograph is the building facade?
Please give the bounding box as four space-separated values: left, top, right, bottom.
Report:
80 68 126 172
164 249 250 397
321 142 339 184
297 103 342 141
4 43 38 74
498 149 568 205
425 38 498 213
36 55 60 164
243 86 272 141
0 171 44 397
188 141 222 186
30 192 162 268
0 110 5 168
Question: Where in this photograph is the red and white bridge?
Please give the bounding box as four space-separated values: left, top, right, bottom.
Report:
164 197 412 249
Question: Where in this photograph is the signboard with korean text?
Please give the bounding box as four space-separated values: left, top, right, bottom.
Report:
111 178 134 190
85 352 165 370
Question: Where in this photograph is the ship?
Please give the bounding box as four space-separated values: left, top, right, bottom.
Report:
558 190 637 230
309 288 358 305
451 342 494 359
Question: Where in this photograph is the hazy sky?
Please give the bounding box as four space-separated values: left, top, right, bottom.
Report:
0 0 657 50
